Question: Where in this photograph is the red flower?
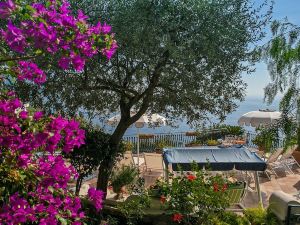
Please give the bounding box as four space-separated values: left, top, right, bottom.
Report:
222 184 228 192
213 183 219 192
172 213 183 223
160 195 166 204
187 174 196 181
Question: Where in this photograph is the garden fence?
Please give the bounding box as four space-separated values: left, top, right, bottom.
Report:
123 131 285 153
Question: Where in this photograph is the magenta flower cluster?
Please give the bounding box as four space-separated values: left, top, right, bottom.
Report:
0 94 85 158
0 189 85 224
1 0 117 82
0 0 113 223
88 187 105 212
16 61 46 84
0 93 90 224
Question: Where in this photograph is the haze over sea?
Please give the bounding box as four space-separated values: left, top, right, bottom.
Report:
104 96 280 136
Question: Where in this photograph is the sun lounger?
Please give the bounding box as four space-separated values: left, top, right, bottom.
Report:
280 145 300 173
265 148 285 179
143 153 164 172
266 146 300 179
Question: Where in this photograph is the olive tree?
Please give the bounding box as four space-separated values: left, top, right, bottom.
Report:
13 0 272 192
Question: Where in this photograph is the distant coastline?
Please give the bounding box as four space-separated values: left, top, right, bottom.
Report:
103 96 281 136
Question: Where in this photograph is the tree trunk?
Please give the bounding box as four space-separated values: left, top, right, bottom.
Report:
96 156 115 198
297 126 300 151
75 175 83 196
95 52 168 195
96 119 129 198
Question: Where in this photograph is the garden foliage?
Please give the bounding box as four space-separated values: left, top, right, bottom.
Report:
11 0 272 192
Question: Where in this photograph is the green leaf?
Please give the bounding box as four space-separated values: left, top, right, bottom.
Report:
48 186 54 193
25 5 34 12
57 216 68 225
45 1 51 8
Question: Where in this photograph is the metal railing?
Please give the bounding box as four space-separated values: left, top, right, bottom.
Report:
123 131 285 153
123 132 197 153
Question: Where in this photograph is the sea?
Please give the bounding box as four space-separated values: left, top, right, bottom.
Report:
103 96 280 136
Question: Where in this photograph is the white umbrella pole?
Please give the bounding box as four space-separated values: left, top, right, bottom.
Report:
137 127 140 170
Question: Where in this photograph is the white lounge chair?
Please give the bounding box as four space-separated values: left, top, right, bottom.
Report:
267 146 300 178
280 145 300 173
143 153 164 173
265 148 285 179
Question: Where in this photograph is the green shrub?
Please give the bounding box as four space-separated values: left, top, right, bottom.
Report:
207 139 220 146
118 193 150 225
63 126 115 195
244 207 279 225
207 211 250 225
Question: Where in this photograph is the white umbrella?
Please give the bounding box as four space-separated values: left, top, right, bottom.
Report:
238 110 281 128
107 112 167 167
107 113 166 128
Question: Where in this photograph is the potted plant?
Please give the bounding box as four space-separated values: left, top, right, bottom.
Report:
148 179 169 210
123 141 134 152
185 140 202 147
207 139 219 146
110 165 138 199
154 140 172 154
252 128 278 153
252 134 266 152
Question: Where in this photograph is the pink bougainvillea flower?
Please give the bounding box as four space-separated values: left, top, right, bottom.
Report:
72 54 85 71
0 0 115 223
102 22 112 34
0 0 16 19
18 154 31 167
88 187 105 212
2 21 27 53
77 10 88 23
10 98 22 109
58 57 71 70
33 111 43 121
17 61 46 84
19 110 28 119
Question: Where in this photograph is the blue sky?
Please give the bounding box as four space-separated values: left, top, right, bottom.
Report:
245 0 300 97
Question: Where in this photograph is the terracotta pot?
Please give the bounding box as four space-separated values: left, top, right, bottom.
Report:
155 148 163 154
185 143 202 147
114 186 126 199
120 186 126 193
258 146 265 152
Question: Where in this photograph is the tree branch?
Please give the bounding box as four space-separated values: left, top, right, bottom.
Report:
129 50 170 123
0 55 37 63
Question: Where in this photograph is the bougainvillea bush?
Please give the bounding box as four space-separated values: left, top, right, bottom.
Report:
0 0 116 224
